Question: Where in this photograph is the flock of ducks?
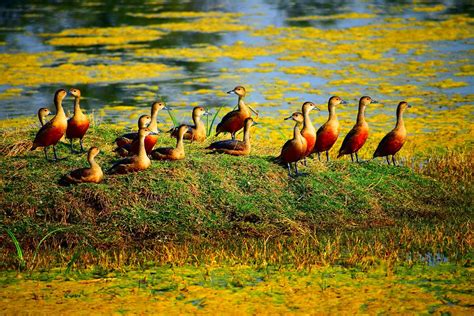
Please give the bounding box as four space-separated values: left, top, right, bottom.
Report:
31 86 410 183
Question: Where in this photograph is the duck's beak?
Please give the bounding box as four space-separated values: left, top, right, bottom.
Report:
407 104 412 108
203 111 211 116
252 122 260 126
284 116 293 120
370 99 378 104
340 100 347 104
150 132 159 135
314 106 321 111
164 106 172 110
227 90 237 95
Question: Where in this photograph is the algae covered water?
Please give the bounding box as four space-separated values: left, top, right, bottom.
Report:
0 0 473 157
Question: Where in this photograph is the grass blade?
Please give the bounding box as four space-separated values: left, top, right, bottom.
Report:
166 108 178 128
207 106 223 137
3 227 26 270
31 227 70 270
66 248 81 274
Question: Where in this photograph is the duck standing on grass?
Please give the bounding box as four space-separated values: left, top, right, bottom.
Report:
169 106 208 143
278 112 307 176
337 96 377 162
215 86 258 140
37 107 51 127
373 101 411 165
108 128 157 174
300 101 320 165
31 89 68 161
152 124 188 160
207 117 256 156
66 88 90 153
60 147 103 185
313 96 346 162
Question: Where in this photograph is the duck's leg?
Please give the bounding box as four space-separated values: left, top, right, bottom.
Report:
43 147 49 161
303 157 307 166
317 152 321 161
294 162 299 176
326 151 330 162
355 152 360 163
80 138 85 152
287 163 291 176
53 145 60 161
231 132 236 140
386 156 391 165
392 155 397 166
350 153 354 162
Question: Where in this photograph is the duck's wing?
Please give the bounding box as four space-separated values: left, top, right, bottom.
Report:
152 147 174 156
373 130 399 157
206 139 243 150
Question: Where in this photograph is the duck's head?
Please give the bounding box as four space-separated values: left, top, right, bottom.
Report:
227 86 246 97
38 107 51 118
177 124 190 138
138 127 157 137
328 96 346 106
138 114 152 128
359 96 378 107
244 117 257 128
284 112 304 123
398 101 411 113
88 146 100 159
54 89 68 101
302 101 320 113
152 101 167 113
193 106 208 117
69 88 81 98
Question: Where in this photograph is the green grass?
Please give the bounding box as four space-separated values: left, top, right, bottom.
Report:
0 125 472 270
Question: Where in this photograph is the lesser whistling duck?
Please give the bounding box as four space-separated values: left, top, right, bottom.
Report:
60 147 103 184
278 112 307 176
66 88 90 153
124 101 166 156
300 101 320 165
115 114 151 148
207 117 256 156
215 86 258 140
37 107 51 126
313 96 346 161
152 124 188 160
373 101 411 165
169 106 208 143
337 96 377 162
31 89 68 161
108 128 157 174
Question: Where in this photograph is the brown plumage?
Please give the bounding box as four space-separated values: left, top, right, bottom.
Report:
37 107 51 127
114 114 151 148
337 96 377 162
207 117 256 156
118 101 165 156
373 101 410 165
66 88 90 153
60 147 103 185
152 125 188 161
108 128 156 174
300 101 319 158
313 96 346 162
278 112 307 176
31 89 68 161
215 86 258 140
169 106 208 142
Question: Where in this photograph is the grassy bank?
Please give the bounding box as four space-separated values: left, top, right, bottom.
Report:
0 125 472 270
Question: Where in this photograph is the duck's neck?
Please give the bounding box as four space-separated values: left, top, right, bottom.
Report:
303 108 314 131
243 124 251 144
193 114 204 128
55 97 66 119
149 109 159 132
176 133 184 150
294 123 303 143
395 108 405 130
328 104 337 121
39 114 46 126
73 96 83 116
238 96 247 111
356 104 366 125
88 155 100 169
138 134 147 158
